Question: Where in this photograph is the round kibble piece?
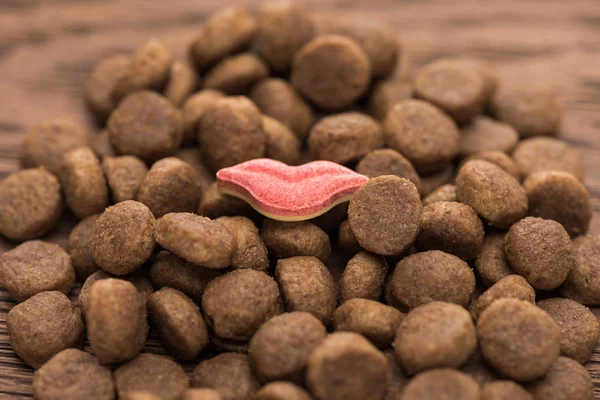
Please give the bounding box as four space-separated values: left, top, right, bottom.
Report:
156 213 236 269
561 235 600 304
339 251 388 303
368 78 413 121
459 348 499 385
115 353 189 400
422 184 457 205
182 89 225 144
334 299 403 348
481 381 533 400
527 357 593 400
383 350 410 400
90 200 156 275
348 176 422 256
248 311 326 383
338 219 361 255
420 165 454 197
475 233 513 287
199 96 266 171
394 301 476 375
308 112 384 165
184 389 223 400
175 148 214 192
456 159 528 228
208 334 250 354
384 100 459 173
164 61 198 107
463 151 521 181
102 156 148 203
7 291 83 369
306 332 388 400
189 6 257 71
68 214 100 280
198 182 253 219
254 382 312 400
86 279 148 365
292 35 371 111
86 54 131 124
202 269 279 341
470 275 535 320
92 130 116 158
415 201 484 260
356 149 421 194
504 217 575 290
262 115 302 165
459 116 519 157
148 287 209 361
491 82 562 137
60 147 108 218
21 118 90 175
33 349 114 400
477 298 560 381
108 91 183 162
402 369 480 400
203 53 269 95
537 298 599 364
276 256 336 324
390 250 476 311
0 168 63 241
192 353 260 400
524 171 592 236
261 219 331 263
453 57 499 100
216 216 268 271
513 137 584 181
0 240 74 302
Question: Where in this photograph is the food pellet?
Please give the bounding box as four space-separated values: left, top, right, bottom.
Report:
175 148 215 192
459 116 519 157
216 216 269 271
197 182 253 219
92 129 116 158
262 115 302 165
120 392 160 400
254 382 313 400
86 54 131 124
420 164 454 197
192 353 260 400
339 251 388 304
470 275 535 320
463 150 521 181
383 350 410 400
560 235 600 304
102 155 148 203
453 57 498 100
481 381 533 400
368 78 413 121
422 184 456 205
337 219 362 255
459 348 499 385
181 89 225 144
209 333 251 355
355 148 421 194
184 389 223 400
261 219 331 263
67 214 100 281
164 61 198 107
526 357 593 400
402 369 480 400
513 136 584 180
475 233 513 287
203 53 269 95
7 291 83 369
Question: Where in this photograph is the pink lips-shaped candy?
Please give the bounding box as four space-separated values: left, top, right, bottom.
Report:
216 159 369 221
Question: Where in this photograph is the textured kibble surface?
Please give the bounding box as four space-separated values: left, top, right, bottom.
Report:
356 149 422 194
254 382 313 400
67 214 100 281
102 155 148 203
422 184 457 206
164 61 198 107
470 275 535 320
526 356 593 400
561 235 600 304
86 54 131 124
513 137 584 180
459 116 519 157
181 89 224 144
463 150 521 181
192 353 260 400
339 251 388 303
216 216 269 271
262 115 301 165
262 219 331 263
203 53 269 95
401 369 480 400
475 233 513 287
481 381 533 400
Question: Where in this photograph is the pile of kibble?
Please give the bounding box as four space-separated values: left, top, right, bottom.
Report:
0 2 598 400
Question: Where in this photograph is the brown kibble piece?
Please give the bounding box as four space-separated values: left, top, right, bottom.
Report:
459 116 519 157
203 53 269 95
199 96 266 171
402 369 480 400
175 148 215 193
537 298 600 364
192 353 260 400
292 35 371 111
527 357 593 400
102 155 148 203
456 159 528 228
306 332 388 400
477 298 560 381
463 151 521 181
356 149 421 194
148 288 209 360
120 392 160 400
276 256 336 324
475 233 513 287
21 118 90 175
184 389 223 400
115 353 189 400
390 250 475 311
86 54 131 124
90 200 156 275
182 90 225 144
338 219 361 255
470 275 535 320
459 348 499 385
453 57 498 101
92 130 116 159
420 165 454 197
249 311 326 383
60 147 108 218
8 291 82 369
415 201 484 260
198 182 253 219
0 168 63 241
422 184 457 206
504 217 574 290
561 235 600 304
262 219 331 263
33 349 114 400
0 241 74 302
481 381 533 400
368 78 413 121
108 91 183 161
254 382 312 400
383 350 410 400
68 214 100 280
164 61 198 106
87 279 148 365
309 202 348 233
339 251 387 303
208 334 250 354
334 299 403 348
348 176 422 256
216 216 268 271
262 115 302 165
156 213 236 268
384 100 459 173
514 137 584 181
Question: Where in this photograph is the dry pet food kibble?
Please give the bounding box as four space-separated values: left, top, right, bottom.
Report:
355 149 421 194
203 53 269 95
470 275 535 320
192 353 260 400
462 150 521 181
197 182 253 219
513 137 584 180
402 369 480 400
526 356 593 400
337 219 362 255
102 155 148 203
92 130 116 158
164 61 199 107
475 233 513 287
422 184 457 206
481 381 533 400
262 115 302 165
216 216 269 271
182 89 225 144
560 235 600 304
368 78 413 121
339 251 388 303
261 219 331 263
67 214 100 280
183 389 223 400
459 116 519 157
254 382 313 400
420 164 454 197
86 54 131 124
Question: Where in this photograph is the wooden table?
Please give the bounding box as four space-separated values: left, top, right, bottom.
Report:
1 0 599 398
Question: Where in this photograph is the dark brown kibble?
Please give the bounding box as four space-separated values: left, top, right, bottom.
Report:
481 381 533 400
402 369 480 400
368 78 413 121
356 149 421 193
470 275 535 321
524 171 592 236
120 392 160 400
182 89 225 144
526 357 593 400
394 302 476 374
156 213 236 268
148 287 209 360
216 216 269 271
175 148 215 193
0 241 74 302
338 219 361 255
164 61 199 107
86 54 131 124
254 382 313 400
261 219 331 263
192 353 260 400
68 214 100 280
459 348 499 386
390 250 475 311
0 168 63 241
102 155 148 203
108 91 183 162
453 57 498 101
248 311 326 383
184 389 223 400
198 182 253 219
348 176 422 256
339 251 387 303
115 353 189 400
415 201 484 260
422 184 456 206
309 202 348 233
92 130 116 159
86 279 148 365
276 256 336 324
383 350 410 400
262 115 302 165
33 349 114 400
420 165 454 197
90 200 156 275
475 233 513 287
459 116 519 157
60 147 108 218
292 35 371 111
513 137 584 181
384 100 459 173
456 159 528 228
209 333 250 354
203 53 269 95
199 96 266 171
504 217 574 290
561 235 600 305
462 151 521 181
477 299 560 381
7 291 83 369
21 118 90 175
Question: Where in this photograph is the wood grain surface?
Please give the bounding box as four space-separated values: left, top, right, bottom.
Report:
0 0 599 398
